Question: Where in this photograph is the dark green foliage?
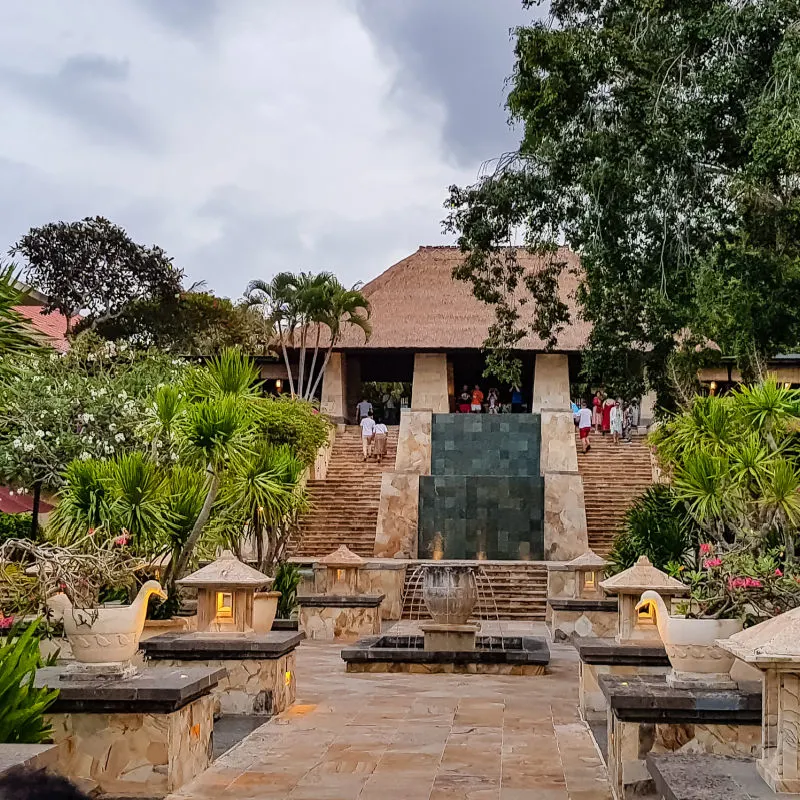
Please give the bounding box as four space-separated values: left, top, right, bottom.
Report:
608 485 698 574
0 513 33 546
0 621 58 743
273 562 301 620
255 398 331 468
445 1 800 402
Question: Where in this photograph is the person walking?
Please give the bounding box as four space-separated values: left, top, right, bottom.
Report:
458 385 472 414
575 399 592 453
471 384 484 413
511 385 523 414
359 411 376 462
622 402 634 443
383 392 397 425
592 391 603 432
601 395 614 435
372 419 388 464
610 398 623 444
356 397 372 424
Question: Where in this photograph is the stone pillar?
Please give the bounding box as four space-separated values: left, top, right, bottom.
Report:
411 353 450 414
534 354 589 561
320 352 347 423
373 409 432 561
639 390 657 429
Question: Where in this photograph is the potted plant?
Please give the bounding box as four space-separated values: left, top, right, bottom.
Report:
636 544 800 686
0 534 165 664
271 562 301 631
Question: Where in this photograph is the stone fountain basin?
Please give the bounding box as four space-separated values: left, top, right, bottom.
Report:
341 635 549 674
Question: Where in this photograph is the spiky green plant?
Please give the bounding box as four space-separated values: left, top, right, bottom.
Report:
273 562 301 620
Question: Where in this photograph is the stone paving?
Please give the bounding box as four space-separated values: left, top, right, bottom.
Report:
168 625 612 800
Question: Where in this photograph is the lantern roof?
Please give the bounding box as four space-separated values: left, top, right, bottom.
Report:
177 550 271 589
318 545 365 569
717 608 800 665
566 550 609 571
599 556 686 595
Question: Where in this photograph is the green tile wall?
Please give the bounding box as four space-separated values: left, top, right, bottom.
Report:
418 414 545 560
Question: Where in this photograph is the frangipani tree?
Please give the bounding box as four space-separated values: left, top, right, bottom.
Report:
246 271 371 400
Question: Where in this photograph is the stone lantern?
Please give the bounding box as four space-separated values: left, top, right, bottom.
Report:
177 550 271 633
318 545 365 596
718 608 800 794
599 556 686 644
567 550 609 600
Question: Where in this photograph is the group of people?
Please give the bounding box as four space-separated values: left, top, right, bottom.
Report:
574 392 638 453
356 399 389 463
456 384 525 414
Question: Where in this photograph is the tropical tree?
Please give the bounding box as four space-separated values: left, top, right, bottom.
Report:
0 266 41 361
13 216 184 334
651 379 800 559
246 272 370 400
444 1 800 404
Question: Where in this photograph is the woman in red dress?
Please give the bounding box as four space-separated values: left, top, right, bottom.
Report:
601 396 614 434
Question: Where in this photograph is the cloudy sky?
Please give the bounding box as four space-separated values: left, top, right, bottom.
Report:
0 1 541 298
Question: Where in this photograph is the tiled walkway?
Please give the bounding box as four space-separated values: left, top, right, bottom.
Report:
169 632 611 800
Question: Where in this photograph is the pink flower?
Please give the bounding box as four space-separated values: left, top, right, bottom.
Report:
88 527 95 537
728 577 747 589
747 578 763 588
0 615 14 630
775 568 783 577
113 533 130 547
699 543 713 555
703 557 722 568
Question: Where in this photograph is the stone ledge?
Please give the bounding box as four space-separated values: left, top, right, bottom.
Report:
599 674 761 724
575 636 670 666
548 598 617 612
298 594 385 608
0 744 58 777
35 665 226 714
141 631 303 660
647 753 775 800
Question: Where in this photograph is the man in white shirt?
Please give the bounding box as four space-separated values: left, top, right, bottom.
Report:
360 412 376 461
575 399 593 454
356 398 372 423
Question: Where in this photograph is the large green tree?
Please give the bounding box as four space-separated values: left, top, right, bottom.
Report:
445 0 800 402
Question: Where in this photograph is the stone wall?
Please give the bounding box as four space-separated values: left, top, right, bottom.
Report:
47 695 213 798
374 409 432 559
607 714 761 799
550 608 617 643
156 652 296 716
532 353 571 412
579 663 669 722
299 604 382 641
544 474 589 561
312 562 407 620
320 352 347 422
411 353 449 413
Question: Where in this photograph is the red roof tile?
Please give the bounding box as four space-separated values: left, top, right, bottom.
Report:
13 305 80 353
0 486 53 515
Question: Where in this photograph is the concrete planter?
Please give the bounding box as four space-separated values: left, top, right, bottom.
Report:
46 581 165 663
252 591 281 634
636 590 742 687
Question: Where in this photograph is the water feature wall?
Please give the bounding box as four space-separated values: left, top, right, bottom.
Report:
418 414 544 560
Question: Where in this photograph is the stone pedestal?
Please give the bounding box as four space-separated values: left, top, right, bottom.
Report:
411 353 449 413
34 665 222 798
321 352 347 422
600 674 761 799
420 623 478 652
0 744 58 778
141 631 301 716
549 598 618 642
312 559 406 620
298 594 384 640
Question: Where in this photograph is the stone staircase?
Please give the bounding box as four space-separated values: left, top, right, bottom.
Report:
400 561 549 621
576 432 654 556
290 425 399 558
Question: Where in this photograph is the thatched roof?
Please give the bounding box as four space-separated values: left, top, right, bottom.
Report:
332 246 589 352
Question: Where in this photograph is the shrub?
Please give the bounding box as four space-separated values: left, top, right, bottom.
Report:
0 512 32 546
0 620 59 743
273 562 301 619
608 485 698 574
255 398 331 467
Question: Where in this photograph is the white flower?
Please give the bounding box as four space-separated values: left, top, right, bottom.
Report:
170 451 179 461
114 433 125 443
108 423 117 432
117 391 128 400
35 430 45 438
87 353 96 362
23 443 35 453
79 451 91 461
12 439 22 449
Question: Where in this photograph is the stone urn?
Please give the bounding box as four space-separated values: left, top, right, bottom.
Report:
46 580 166 663
636 590 742 687
422 565 477 625
252 591 282 634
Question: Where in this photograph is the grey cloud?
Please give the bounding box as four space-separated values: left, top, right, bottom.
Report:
135 0 219 40
355 0 542 165
0 54 154 150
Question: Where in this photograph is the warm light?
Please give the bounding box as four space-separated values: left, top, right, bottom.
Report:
637 601 654 623
433 549 444 561
709 381 717 396
476 551 487 561
785 383 792 390
216 591 233 618
275 379 283 391
584 571 596 589
336 568 345 583
284 670 292 686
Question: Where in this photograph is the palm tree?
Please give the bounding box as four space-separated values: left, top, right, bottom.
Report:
0 266 41 362
246 272 370 401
